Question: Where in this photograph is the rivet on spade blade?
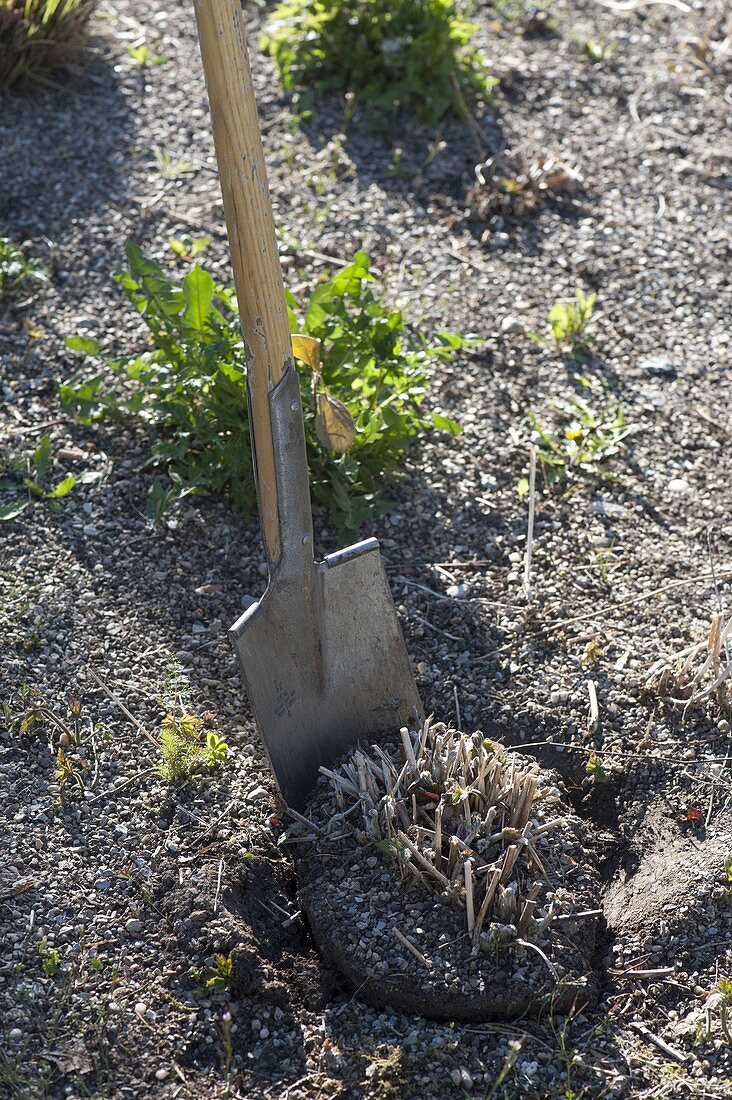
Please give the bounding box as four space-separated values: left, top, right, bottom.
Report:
290 400 299 411
302 535 310 545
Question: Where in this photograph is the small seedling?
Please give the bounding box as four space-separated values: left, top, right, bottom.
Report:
190 954 233 997
35 937 60 978
151 146 195 181
586 753 609 783
548 289 596 353
0 434 76 521
204 731 228 769
167 235 211 261
583 39 608 63
0 237 48 298
128 43 167 67
159 713 228 782
724 855 732 894
527 393 632 491
55 747 79 803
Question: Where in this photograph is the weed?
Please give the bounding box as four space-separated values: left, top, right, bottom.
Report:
3 683 45 736
586 753 609 783
35 936 60 977
0 434 76 521
724 854 732 894
527 392 632 492
151 145 195 180
583 38 609 63
547 289 596 354
55 746 80 802
128 42 167 67
61 243 465 531
0 236 48 298
679 977 732 1042
157 656 192 713
0 0 97 89
468 150 585 223
167 235 211 262
264 0 496 125
190 954 233 997
159 712 228 782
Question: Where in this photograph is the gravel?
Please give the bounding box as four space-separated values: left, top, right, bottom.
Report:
1 0 731 1097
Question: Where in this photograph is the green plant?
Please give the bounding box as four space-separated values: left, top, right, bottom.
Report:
724 854 732 894
586 752 609 783
158 712 228 782
547 289 596 353
0 236 48 298
151 146 195 181
35 936 60 977
167 235 211 262
264 0 496 125
128 42 167 67
0 434 76 521
0 0 97 89
527 392 632 492
61 243 464 531
190 953 233 997
2 683 45 736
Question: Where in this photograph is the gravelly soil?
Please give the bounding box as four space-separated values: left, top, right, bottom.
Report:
1 0 731 1097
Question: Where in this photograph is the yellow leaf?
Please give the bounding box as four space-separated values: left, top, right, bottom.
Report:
291 334 321 371
23 319 44 339
565 428 582 440
315 391 357 453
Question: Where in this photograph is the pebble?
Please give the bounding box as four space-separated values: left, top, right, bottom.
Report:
247 785 269 801
500 316 524 335
9 1028 22 1042
125 918 143 934
667 478 690 494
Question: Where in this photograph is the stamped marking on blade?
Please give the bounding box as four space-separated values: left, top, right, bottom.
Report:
274 678 297 719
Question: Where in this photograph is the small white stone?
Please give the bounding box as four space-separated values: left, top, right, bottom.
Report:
134 1002 147 1017
446 583 469 599
667 478 690 494
501 316 524 335
9 1028 22 1042
247 785 269 801
155 1068 168 1081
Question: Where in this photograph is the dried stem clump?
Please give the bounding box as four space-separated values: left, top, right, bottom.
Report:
646 612 732 709
319 720 567 949
467 148 585 223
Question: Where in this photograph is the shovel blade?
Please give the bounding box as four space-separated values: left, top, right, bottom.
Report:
230 538 421 809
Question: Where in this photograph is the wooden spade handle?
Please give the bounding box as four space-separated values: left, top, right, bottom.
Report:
194 0 292 564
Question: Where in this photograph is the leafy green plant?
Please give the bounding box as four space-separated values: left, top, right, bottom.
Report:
0 434 76 521
60 242 464 531
167 235 211 262
264 0 496 125
159 712 228 782
547 289 596 353
724 854 732 895
35 936 60 977
0 236 48 299
527 392 631 492
0 0 97 89
190 953 233 997
586 752 609 784
127 42 167 67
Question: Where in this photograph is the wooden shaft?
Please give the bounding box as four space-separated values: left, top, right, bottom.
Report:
194 0 292 563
